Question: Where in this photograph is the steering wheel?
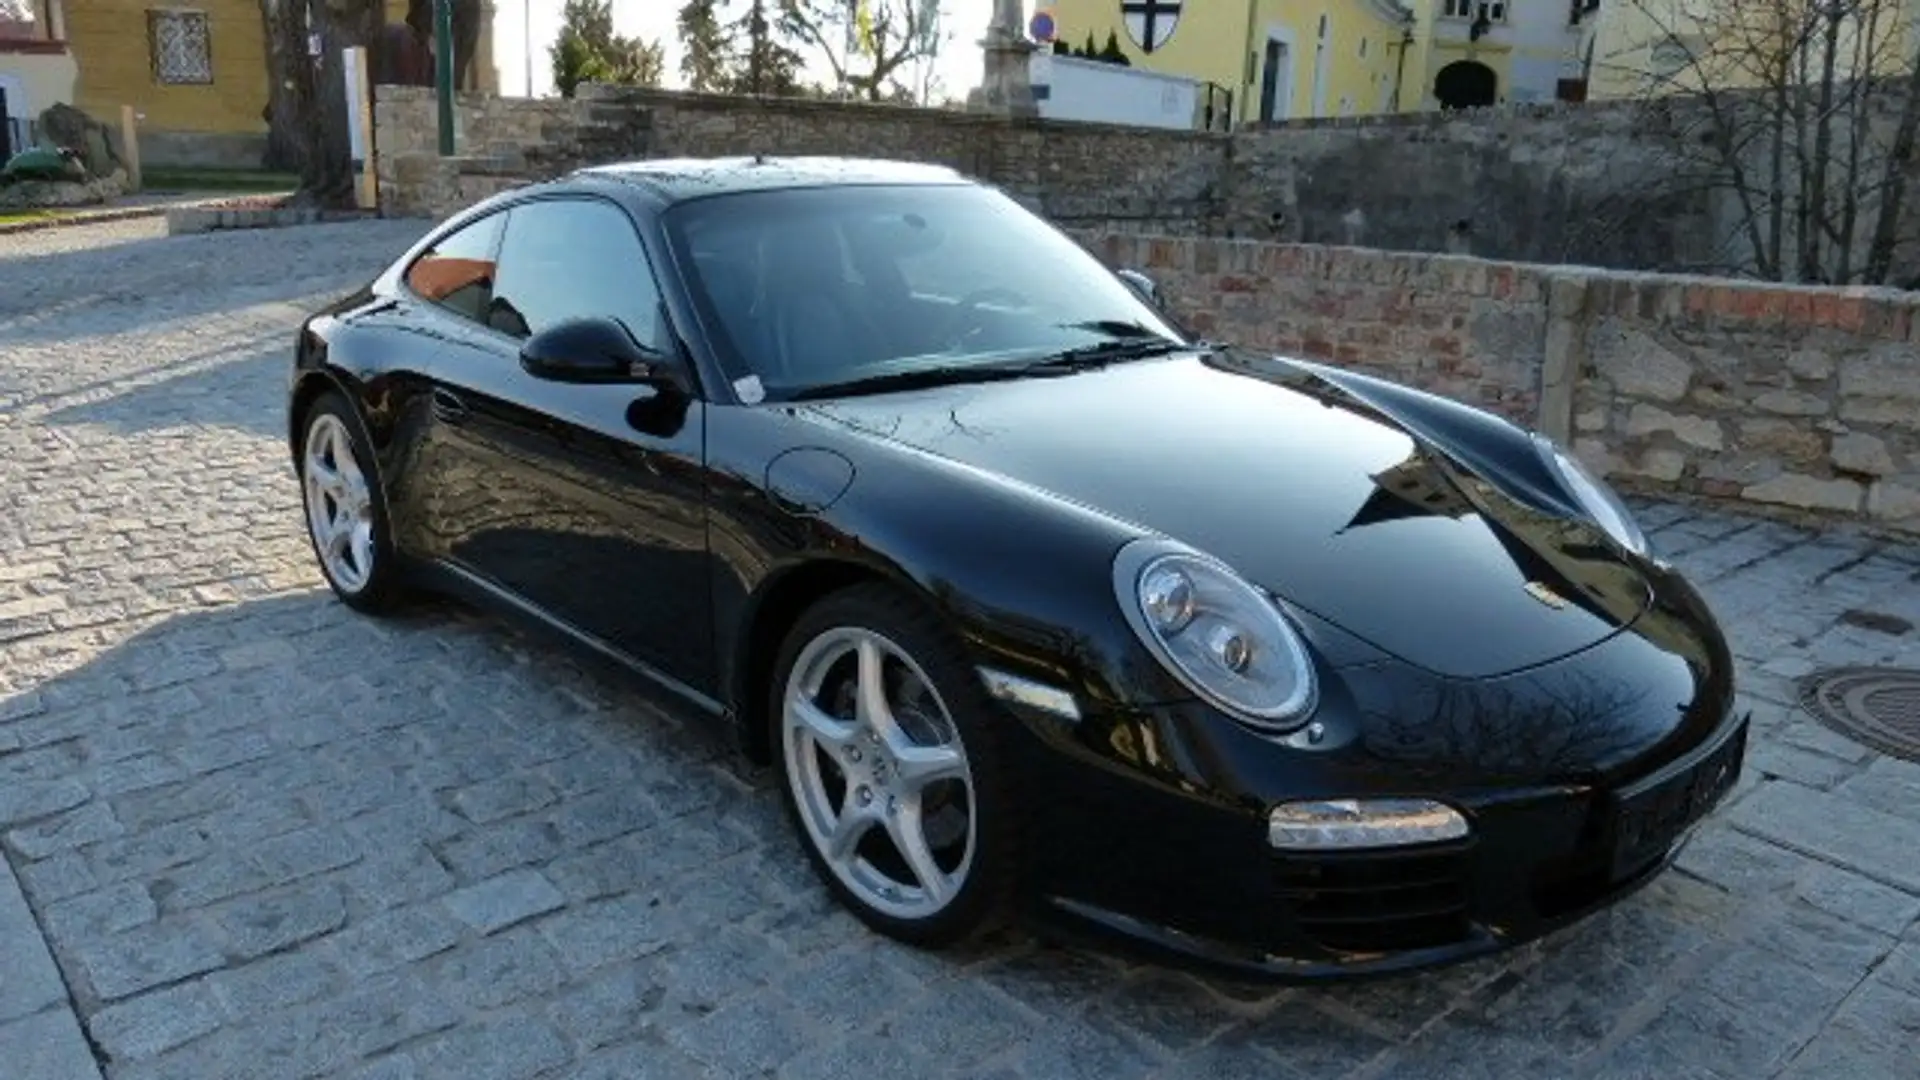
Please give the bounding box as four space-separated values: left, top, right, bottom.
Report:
939 287 1028 350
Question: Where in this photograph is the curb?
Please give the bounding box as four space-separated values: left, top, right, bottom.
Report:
0 854 104 1080
164 203 378 236
0 203 177 236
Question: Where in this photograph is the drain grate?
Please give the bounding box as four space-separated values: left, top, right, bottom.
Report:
1798 666 1920 763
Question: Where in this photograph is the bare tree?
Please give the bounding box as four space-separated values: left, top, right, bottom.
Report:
779 0 942 101
1595 0 1920 286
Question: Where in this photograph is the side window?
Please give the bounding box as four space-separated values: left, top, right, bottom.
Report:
486 199 665 350
404 212 504 323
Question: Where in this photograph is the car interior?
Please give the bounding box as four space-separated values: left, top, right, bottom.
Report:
684 208 1042 388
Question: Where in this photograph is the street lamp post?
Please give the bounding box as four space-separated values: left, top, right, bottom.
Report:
435 0 455 155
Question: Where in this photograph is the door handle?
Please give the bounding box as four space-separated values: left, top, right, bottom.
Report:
431 388 470 425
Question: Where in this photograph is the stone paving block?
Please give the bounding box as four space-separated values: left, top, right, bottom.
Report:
0 1007 105 1080
86 979 222 1063
327 903 463 979
442 867 565 935
1729 779 1920 893
205 948 341 1018
425 926 568 1012
212 882 347 961
75 918 226 1003
405 1017 573 1080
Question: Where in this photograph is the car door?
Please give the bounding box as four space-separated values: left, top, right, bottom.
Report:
412 194 714 693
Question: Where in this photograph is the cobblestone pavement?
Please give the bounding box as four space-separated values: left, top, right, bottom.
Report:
3 218 1919 1080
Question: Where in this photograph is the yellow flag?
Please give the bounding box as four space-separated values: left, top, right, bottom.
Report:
855 0 878 58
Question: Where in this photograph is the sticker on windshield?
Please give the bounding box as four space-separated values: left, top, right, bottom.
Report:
733 375 766 404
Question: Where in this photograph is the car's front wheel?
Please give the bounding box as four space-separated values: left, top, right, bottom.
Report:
769 582 1020 948
298 391 405 614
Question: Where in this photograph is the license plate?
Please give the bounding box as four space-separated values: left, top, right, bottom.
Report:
1607 714 1748 878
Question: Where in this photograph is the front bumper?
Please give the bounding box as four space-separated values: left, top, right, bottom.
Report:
1011 701 1750 982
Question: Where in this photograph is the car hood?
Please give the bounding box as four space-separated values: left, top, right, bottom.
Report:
796 350 1654 681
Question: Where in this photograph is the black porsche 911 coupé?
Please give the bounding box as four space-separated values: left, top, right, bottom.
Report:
287 155 1748 980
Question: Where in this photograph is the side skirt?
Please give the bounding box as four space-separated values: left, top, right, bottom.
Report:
410 558 731 721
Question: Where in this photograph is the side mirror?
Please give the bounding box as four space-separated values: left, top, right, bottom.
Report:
1116 268 1161 306
519 316 687 393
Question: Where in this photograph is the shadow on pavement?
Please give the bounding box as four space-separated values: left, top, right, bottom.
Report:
0 219 431 341
0 584 1689 1073
41 343 290 440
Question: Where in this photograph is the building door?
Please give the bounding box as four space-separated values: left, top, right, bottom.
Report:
1434 60 1498 109
1259 39 1292 122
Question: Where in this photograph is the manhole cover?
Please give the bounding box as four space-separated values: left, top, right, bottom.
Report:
1798 666 1920 763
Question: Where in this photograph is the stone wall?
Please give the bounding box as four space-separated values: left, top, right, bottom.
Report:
372 85 1229 231
368 83 1920 283
1078 231 1920 536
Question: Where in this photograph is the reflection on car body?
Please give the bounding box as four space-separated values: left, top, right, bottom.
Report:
285 155 1745 981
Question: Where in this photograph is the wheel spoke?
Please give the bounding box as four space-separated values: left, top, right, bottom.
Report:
886 795 950 905
306 458 344 497
323 511 353 558
826 803 876 863
852 636 898 739
892 742 966 793
790 698 859 768
347 519 375 576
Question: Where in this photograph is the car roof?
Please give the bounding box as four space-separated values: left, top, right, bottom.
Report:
570 155 972 203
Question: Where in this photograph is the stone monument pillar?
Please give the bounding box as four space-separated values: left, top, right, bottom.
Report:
968 0 1038 116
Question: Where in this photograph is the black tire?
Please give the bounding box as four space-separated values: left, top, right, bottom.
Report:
295 390 409 615
768 581 1022 949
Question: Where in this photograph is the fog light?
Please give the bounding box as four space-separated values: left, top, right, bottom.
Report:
1267 798 1469 850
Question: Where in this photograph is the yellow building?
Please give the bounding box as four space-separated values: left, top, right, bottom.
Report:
0 0 75 157
1040 0 1591 124
61 0 497 168
1584 0 1919 100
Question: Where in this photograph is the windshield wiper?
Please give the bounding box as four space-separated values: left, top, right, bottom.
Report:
1059 319 1171 339
784 361 1080 401
1017 324 1196 371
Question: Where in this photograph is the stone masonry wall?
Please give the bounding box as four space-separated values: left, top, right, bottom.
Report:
372 85 1229 232
1076 232 1920 537
369 83 1919 281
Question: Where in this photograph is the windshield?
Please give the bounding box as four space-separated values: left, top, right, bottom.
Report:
660 182 1191 400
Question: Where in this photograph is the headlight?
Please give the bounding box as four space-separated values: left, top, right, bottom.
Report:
1112 540 1316 729
1534 435 1649 556
1268 798 1469 850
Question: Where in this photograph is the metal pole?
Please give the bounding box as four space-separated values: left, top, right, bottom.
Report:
524 0 533 97
435 0 455 155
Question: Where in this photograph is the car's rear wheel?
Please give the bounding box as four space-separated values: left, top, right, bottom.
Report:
298 392 405 614
769 582 1019 948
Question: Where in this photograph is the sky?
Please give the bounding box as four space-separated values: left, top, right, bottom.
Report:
493 0 999 103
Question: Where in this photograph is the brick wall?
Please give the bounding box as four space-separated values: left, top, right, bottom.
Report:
1077 231 1920 536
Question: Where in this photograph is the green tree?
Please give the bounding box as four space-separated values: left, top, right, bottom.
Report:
677 0 737 92
551 0 665 98
730 0 806 95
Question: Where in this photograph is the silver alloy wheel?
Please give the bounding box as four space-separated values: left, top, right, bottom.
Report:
302 412 376 595
782 626 976 921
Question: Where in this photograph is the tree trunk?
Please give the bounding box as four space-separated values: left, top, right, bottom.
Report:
260 0 383 208
259 0 311 172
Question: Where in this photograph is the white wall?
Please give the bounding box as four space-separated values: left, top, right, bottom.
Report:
1504 0 1585 100
1029 52 1201 130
